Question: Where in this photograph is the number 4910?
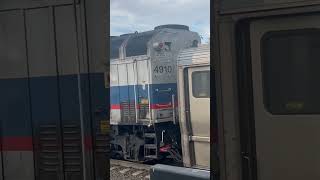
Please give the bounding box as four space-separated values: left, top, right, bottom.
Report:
154 66 172 73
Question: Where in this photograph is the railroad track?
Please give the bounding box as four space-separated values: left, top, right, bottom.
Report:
110 159 151 180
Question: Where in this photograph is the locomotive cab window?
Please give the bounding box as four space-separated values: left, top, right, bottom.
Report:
192 70 210 98
261 29 320 114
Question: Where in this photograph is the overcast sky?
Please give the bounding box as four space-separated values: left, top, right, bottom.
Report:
110 0 210 43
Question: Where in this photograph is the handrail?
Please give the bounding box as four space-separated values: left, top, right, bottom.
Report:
172 94 176 125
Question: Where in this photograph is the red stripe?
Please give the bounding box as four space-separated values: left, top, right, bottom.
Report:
0 136 98 151
1 137 33 151
150 103 178 109
111 104 121 109
84 136 93 150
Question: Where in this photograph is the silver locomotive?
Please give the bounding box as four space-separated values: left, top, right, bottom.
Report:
110 24 200 161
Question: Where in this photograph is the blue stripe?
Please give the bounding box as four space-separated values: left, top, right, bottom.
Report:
110 83 177 104
150 83 177 104
0 78 32 136
0 73 108 136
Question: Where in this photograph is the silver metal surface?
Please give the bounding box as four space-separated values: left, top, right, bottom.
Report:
147 60 152 126
177 44 210 67
172 94 176 124
150 164 210 180
133 60 139 123
72 2 87 179
189 136 210 143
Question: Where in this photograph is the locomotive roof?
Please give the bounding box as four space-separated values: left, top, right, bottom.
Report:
110 24 190 59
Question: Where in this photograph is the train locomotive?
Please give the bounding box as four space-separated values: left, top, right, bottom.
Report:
110 24 201 162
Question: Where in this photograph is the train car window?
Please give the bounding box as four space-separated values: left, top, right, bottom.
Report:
192 70 210 98
261 29 320 114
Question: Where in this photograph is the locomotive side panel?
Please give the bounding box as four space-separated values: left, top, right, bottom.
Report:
110 58 151 125
110 64 121 125
118 63 137 124
136 60 151 122
127 63 137 123
149 30 201 123
0 10 35 180
118 64 129 123
150 41 177 123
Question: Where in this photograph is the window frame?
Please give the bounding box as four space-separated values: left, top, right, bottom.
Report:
191 70 210 98
260 28 320 115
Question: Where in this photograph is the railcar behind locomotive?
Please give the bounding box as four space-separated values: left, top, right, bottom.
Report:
110 24 201 161
150 44 213 180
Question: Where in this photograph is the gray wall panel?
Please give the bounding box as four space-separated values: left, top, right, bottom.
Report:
25 8 57 77
3 152 35 180
84 1 109 179
0 11 28 79
55 5 78 76
0 10 35 180
85 0 108 74
26 7 63 180
0 0 75 11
